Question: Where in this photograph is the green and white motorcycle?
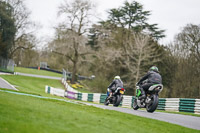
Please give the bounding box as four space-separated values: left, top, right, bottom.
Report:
133 84 163 113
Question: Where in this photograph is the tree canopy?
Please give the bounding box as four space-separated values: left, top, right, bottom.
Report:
106 1 165 40
0 1 16 58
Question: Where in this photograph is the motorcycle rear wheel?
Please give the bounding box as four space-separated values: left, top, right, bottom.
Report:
146 94 159 113
113 95 122 107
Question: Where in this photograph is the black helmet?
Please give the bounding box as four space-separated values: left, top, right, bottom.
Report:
149 66 159 72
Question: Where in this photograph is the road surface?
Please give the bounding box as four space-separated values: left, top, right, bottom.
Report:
83 102 200 130
15 72 61 80
0 77 18 91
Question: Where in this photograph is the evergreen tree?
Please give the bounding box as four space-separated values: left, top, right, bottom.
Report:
0 1 16 59
106 1 165 40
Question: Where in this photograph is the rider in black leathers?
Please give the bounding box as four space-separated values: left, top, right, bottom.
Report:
107 76 123 97
137 66 162 100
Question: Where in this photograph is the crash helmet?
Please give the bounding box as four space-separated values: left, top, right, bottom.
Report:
114 76 120 79
149 66 159 72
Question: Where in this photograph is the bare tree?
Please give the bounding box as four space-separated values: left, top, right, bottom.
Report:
13 34 38 66
53 0 94 83
88 23 161 94
175 24 200 62
170 24 200 98
123 33 161 92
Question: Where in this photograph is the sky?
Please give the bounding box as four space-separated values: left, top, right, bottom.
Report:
24 0 200 46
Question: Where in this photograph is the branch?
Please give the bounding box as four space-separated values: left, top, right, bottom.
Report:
79 52 94 56
52 50 75 62
10 46 32 58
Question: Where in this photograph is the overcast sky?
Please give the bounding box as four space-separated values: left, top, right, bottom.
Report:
24 0 200 46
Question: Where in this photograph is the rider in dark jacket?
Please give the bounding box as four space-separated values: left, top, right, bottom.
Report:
107 76 123 97
137 66 162 100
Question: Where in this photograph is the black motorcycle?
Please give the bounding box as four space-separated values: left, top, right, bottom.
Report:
104 87 125 107
133 83 163 113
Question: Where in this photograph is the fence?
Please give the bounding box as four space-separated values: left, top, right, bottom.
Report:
62 69 72 81
62 68 95 81
45 86 77 99
45 85 200 114
0 57 14 72
158 98 200 114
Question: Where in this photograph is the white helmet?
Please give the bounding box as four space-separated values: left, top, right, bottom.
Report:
114 76 120 79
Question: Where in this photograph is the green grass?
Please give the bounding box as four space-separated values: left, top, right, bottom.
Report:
14 67 62 77
0 68 13 73
0 75 64 97
0 91 199 133
1 75 199 118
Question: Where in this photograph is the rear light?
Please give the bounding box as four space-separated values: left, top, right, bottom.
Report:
121 88 125 91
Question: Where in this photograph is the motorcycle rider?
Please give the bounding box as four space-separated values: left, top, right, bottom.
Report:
136 66 162 100
107 76 123 97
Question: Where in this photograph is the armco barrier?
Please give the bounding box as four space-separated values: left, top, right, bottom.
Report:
100 94 107 104
66 91 77 99
61 78 79 93
157 98 166 110
93 93 101 103
77 93 82 100
195 99 200 114
165 98 180 112
82 93 88 101
45 86 200 114
179 99 195 113
88 94 93 102
45 86 77 99
122 96 133 108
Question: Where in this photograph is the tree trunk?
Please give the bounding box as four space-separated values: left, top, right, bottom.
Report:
71 61 77 84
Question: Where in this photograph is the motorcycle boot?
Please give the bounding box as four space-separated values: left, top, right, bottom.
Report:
138 87 146 100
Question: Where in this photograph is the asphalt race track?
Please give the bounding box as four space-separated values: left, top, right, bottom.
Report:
0 77 18 91
83 102 200 130
15 72 61 80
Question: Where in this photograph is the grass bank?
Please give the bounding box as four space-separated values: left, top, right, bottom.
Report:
0 91 199 133
0 75 64 96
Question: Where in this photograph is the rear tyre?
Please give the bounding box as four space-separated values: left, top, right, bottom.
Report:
133 98 139 110
146 94 159 113
113 95 122 107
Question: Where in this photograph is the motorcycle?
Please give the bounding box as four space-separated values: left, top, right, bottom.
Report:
104 87 125 107
133 83 163 113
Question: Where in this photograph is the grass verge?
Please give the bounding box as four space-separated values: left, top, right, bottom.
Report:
0 91 199 133
0 75 64 97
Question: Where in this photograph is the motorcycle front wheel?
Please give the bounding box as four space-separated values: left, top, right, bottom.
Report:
133 98 139 110
104 97 110 106
146 94 159 113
